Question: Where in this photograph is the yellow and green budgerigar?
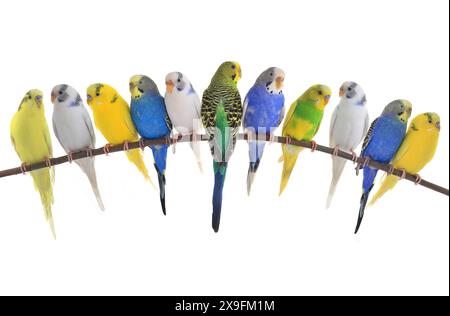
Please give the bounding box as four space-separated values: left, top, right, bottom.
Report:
86 83 152 185
10 89 56 238
370 112 441 205
279 84 332 195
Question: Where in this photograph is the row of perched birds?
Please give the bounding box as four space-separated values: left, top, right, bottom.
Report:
9 62 441 238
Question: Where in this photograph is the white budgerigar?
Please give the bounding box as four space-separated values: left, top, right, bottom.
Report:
51 84 105 211
327 81 369 209
164 72 203 172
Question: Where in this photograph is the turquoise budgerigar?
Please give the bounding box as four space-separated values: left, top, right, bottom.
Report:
130 75 172 215
201 61 243 232
243 67 285 195
354 99 412 233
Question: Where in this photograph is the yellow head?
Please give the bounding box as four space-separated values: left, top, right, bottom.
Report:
303 84 332 110
409 112 441 133
212 61 242 86
86 83 119 108
17 89 45 114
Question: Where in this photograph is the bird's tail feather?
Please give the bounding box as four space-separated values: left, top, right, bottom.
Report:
76 158 105 211
154 164 167 215
369 174 400 206
279 144 301 196
126 149 155 188
212 161 227 233
326 156 347 209
31 169 56 239
189 140 203 173
354 185 373 234
247 158 261 196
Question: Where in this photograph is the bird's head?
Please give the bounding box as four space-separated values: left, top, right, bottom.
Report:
213 61 242 85
51 84 82 107
165 72 193 95
255 67 285 94
129 75 160 100
339 81 367 106
18 89 44 113
410 112 441 133
305 84 332 110
86 83 118 107
382 99 412 124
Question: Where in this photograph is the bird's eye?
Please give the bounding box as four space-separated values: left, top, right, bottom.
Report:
96 93 100 97
139 81 142 85
59 91 62 95
231 64 236 70
348 87 352 91
318 90 323 95
28 95 32 99
428 119 432 124
270 73 273 76
177 79 181 83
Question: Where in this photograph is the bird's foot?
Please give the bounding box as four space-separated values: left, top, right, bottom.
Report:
268 134 276 145
284 136 292 145
20 163 27 175
171 134 181 154
67 151 74 164
103 144 112 156
351 150 358 164
362 157 370 168
138 138 146 151
387 164 395 174
45 157 52 168
86 147 94 159
332 146 340 156
399 168 407 179
123 141 130 152
414 174 422 185
310 140 318 152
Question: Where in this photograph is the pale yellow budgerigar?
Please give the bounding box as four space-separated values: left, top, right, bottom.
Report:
10 89 56 239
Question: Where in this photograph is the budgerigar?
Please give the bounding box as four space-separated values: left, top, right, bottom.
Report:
130 75 172 215
243 67 285 195
326 81 369 208
51 84 105 211
354 99 412 233
201 61 243 232
86 84 152 185
10 89 56 238
370 113 440 205
164 72 203 172
279 85 332 196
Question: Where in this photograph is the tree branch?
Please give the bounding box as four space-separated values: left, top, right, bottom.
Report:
1 134 448 197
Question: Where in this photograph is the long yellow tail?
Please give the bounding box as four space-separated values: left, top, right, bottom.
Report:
370 174 400 206
126 149 154 187
279 144 302 196
31 169 56 239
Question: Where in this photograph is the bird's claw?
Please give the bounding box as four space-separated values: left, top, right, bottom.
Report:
268 134 276 145
362 157 370 168
171 134 180 154
399 168 407 180
45 157 52 168
310 141 318 152
86 147 94 159
284 136 292 145
138 138 146 151
332 146 340 156
123 141 130 152
351 151 358 164
103 144 112 156
414 174 422 185
67 151 74 164
20 163 27 175
387 164 395 174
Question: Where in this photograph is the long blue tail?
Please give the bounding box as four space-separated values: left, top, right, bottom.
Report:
151 145 168 215
355 167 378 234
247 140 266 195
213 161 227 233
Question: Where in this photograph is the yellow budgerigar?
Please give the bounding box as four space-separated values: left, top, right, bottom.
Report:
370 112 441 205
86 83 152 185
10 89 56 238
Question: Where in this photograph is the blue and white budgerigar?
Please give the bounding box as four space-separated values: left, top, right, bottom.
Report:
327 81 369 208
130 75 172 215
354 99 412 233
164 72 203 172
243 67 285 195
51 84 105 211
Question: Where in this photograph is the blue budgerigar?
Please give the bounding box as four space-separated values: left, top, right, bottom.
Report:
129 75 172 215
243 67 285 194
355 99 412 233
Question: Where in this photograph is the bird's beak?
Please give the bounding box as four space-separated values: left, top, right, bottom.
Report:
166 80 174 93
324 94 331 104
435 121 441 130
275 76 284 90
339 87 344 97
51 91 56 104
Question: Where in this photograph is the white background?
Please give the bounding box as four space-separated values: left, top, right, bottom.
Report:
0 0 448 296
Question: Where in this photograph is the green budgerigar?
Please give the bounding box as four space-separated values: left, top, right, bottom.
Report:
201 61 243 232
279 84 332 195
